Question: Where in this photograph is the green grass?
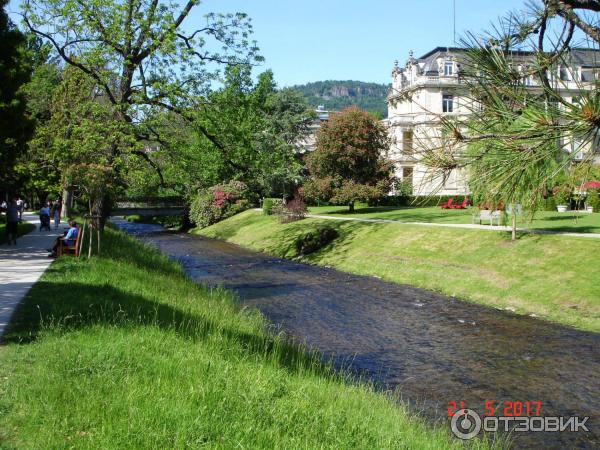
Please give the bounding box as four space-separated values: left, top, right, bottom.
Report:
308 205 600 233
0 216 35 244
197 210 600 333
0 226 492 449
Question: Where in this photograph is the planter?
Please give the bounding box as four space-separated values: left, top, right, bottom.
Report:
557 205 568 212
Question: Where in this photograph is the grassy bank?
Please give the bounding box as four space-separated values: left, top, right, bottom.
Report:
197 210 600 333
309 205 600 233
0 217 35 244
0 226 483 448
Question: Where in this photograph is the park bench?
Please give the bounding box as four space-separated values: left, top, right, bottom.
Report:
473 210 502 226
57 227 81 257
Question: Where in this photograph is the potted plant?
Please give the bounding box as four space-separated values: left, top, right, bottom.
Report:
587 189 599 213
554 189 569 212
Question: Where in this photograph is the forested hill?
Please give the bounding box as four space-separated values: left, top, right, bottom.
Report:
291 80 389 118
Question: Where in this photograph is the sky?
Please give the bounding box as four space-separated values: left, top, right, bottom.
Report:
8 0 530 87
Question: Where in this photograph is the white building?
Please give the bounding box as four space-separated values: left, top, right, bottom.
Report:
297 105 331 153
387 46 600 196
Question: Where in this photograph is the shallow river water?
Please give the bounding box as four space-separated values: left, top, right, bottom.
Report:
115 220 600 449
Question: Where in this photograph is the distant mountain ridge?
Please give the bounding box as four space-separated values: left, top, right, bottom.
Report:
291 80 389 118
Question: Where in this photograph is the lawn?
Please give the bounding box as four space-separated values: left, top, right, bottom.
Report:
198 210 600 333
308 205 600 233
0 215 35 244
0 226 489 449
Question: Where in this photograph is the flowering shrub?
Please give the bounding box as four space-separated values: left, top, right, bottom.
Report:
279 195 307 223
189 181 250 228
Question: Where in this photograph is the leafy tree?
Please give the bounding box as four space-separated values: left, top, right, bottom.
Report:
303 107 393 211
22 0 261 228
190 66 314 197
0 0 34 193
16 37 63 207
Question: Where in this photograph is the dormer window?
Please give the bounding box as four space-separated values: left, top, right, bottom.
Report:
444 61 454 76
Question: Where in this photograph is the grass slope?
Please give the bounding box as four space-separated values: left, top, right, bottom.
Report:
0 226 485 449
197 210 600 333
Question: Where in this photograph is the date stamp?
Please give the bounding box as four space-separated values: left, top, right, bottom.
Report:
447 400 543 417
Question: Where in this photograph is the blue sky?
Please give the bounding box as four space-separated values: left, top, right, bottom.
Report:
8 0 529 86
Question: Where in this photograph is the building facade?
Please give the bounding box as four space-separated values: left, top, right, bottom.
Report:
387 47 600 196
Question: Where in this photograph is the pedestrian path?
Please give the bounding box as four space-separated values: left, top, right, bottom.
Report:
304 213 600 239
0 212 64 338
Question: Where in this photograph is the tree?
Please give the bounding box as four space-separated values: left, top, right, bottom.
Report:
0 0 33 194
188 66 314 197
22 0 261 228
16 36 63 208
303 107 393 212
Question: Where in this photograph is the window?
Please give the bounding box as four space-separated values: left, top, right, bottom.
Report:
581 68 595 82
559 67 571 81
402 130 413 156
522 75 533 86
444 61 453 76
442 94 454 113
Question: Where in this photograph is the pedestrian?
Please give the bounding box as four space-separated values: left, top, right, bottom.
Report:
16 197 24 220
39 203 51 231
5 198 19 245
52 199 61 229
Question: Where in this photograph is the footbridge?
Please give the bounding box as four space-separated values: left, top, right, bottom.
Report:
110 201 186 217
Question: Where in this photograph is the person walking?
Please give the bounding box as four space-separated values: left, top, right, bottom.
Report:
16 197 24 221
39 203 51 231
5 199 19 245
52 199 61 229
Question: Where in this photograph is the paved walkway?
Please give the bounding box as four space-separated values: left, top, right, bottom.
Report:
0 212 63 338
304 213 600 239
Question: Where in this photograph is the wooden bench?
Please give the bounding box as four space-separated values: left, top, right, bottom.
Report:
57 227 81 257
473 210 502 226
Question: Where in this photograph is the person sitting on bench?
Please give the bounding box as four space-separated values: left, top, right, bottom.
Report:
48 220 78 257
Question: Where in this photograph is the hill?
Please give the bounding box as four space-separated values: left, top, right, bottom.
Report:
291 80 389 118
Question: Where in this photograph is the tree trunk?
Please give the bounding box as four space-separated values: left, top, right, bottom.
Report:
91 193 113 231
511 212 517 241
61 182 74 219
348 201 355 213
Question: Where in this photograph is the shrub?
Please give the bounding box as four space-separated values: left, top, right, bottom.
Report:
189 181 251 228
263 198 274 215
294 226 339 255
553 187 569 205
280 196 307 223
587 189 600 212
543 196 557 212
262 198 283 215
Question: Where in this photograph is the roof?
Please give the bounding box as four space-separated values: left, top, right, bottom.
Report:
414 46 600 69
